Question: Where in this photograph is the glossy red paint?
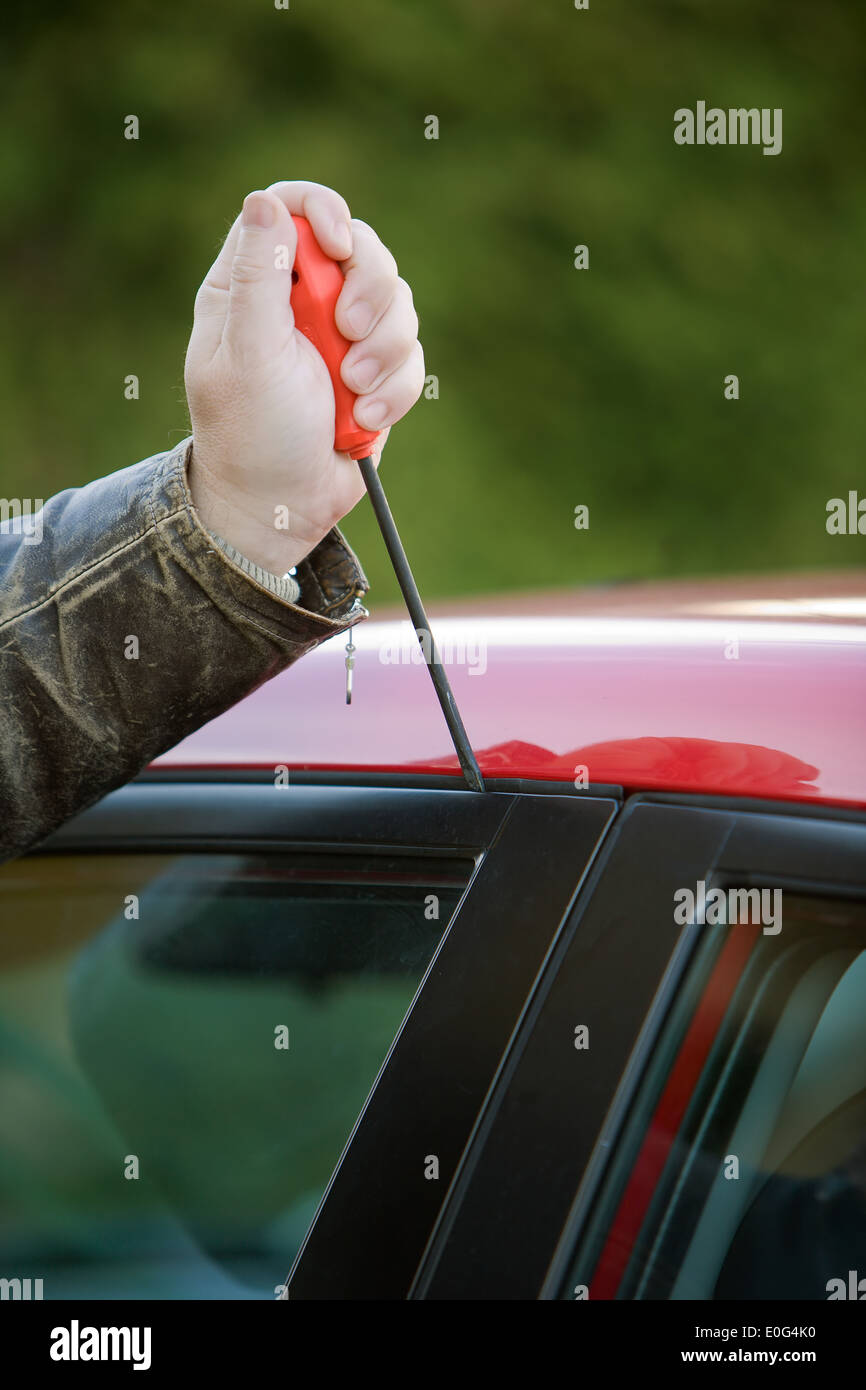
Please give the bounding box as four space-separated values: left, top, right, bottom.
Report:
153 577 866 809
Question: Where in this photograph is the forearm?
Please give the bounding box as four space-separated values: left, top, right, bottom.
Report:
0 438 367 863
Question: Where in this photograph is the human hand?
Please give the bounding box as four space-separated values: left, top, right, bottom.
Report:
185 181 424 575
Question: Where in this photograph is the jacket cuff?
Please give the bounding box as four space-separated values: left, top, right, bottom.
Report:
206 531 302 605
294 526 371 621
164 438 369 639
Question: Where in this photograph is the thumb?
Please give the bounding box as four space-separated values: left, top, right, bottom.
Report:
225 190 297 360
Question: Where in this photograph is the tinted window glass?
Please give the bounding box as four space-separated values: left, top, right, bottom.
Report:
0 850 472 1299
562 894 866 1301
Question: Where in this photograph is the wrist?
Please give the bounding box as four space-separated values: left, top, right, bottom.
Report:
187 443 323 574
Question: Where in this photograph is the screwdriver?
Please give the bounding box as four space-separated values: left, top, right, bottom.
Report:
289 215 485 794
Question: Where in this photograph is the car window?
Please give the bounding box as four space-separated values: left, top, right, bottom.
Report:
0 848 473 1299
561 892 866 1300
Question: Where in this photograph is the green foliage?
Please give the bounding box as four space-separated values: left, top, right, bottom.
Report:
1 0 863 601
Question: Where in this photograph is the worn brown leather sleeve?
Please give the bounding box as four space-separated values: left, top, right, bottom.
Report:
0 438 369 863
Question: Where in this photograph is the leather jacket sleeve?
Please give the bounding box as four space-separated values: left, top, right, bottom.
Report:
0 437 369 863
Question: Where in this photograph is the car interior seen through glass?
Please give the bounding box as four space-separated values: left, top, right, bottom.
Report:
0 849 473 1298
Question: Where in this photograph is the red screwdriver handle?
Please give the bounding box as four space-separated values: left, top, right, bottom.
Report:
289 214 381 460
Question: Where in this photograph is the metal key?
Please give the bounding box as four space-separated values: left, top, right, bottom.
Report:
344 635 356 705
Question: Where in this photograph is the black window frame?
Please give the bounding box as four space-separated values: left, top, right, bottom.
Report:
29 775 619 1299
408 793 866 1300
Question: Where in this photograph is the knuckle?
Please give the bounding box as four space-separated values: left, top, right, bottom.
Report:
384 355 425 418
305 186 352 225
396 283 419 342
410 342 426 394
378 261 401 303
230 253 263 287
355 269 396 315
351 219 399 281
394 316 419 358
195 277 229 314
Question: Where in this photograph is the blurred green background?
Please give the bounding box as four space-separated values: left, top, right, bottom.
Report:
1 0 863 601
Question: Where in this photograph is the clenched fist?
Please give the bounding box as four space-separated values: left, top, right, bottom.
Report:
185 181 425 575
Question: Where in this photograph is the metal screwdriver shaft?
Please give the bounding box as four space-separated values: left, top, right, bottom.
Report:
287 216 484 792
355 454 485 793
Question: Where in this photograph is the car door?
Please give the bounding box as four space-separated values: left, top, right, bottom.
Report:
0 776 616 1300
409 796 866 1301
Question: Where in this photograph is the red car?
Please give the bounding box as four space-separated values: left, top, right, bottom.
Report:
1 572 864 1301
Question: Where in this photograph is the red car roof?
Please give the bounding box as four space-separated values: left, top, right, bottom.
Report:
153 573 866 810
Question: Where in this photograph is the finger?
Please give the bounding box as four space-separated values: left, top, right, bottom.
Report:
340 279 419 395
368 424 390 467
207 182 352 287
224 190 299 361
335 219 400 342
352 340 425 432
265 179 353 261
189 214 243 360
202 214 243 295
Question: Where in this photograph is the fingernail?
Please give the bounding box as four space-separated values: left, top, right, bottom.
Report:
350 358 380 391
357 398 389 427
333 221 352 258
344 300 372 337
242 192 275 229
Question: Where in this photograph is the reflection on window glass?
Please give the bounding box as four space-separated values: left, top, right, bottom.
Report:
0 850 472 1299
563 894 866 1301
